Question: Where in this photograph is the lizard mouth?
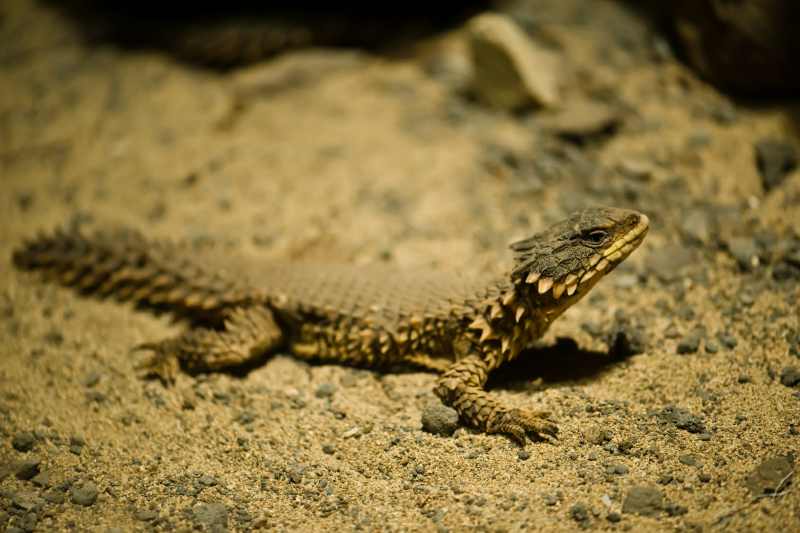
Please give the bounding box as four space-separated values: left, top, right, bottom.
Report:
523 213 649 300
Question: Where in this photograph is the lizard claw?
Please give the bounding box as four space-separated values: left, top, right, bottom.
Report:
131 342 179 384
487 408 559 445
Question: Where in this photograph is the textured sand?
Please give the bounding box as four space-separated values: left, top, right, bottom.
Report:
1 1 799 531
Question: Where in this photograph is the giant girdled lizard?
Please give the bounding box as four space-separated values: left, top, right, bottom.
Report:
12 207 649 444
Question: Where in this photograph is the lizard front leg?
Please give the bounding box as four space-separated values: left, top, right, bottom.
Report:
434 354 558 445
135 306 283 382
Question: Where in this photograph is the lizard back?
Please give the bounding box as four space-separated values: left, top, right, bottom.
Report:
11 226 498 332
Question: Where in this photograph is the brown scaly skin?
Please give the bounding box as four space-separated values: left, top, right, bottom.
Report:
12 207 648 445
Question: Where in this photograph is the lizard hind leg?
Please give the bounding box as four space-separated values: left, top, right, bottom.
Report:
134 306 283 383
434 354 558 445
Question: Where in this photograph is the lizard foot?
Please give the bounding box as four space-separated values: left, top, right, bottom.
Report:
132 341 180 384
486 408 558 446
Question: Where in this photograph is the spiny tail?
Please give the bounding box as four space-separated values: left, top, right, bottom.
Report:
12 226 255 321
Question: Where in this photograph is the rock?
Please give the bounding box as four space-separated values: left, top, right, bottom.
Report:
665 502 689 516
717 332 738 350
69 435 85 456
321 443 336 455
670 1 800 95
607 464 629 475
42 489 65 504
70 481 98 506
134 509 158 522
656 405 706 434
468 13 562 110
726 237 760 270
676 331 702 355
606 319 646 358
31 470 50 488
645 244 694 282
780 367 800 387
569 503 590 523
198 474 218 487
540 98 621 140
11 432 35 452
618 158 655 182
314 383 337 399
622 485 663 517
11 491 43 512
14 459 40 481
755 139 798 192
193 502 228 528
421 403 460 436
745 455 794 496
681 208 713 245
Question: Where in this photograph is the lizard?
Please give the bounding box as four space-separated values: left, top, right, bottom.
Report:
11 207 648 444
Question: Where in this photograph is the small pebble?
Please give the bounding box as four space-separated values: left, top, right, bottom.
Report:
315 383 337 399
677 332 702 354
570 503 589 523
12 432 35 452
15 459 40 481
745 455 793 496
665 502 689 516
81 372 101 388
659 405 705 433
43 490 65 504
622 485 663 517
134 509 158 522
421 404 459 437
755 138 797 192
193 502 228 528
718 333 738 349
727 237 760 270
606 464 629 475
198 474 218 487
780 367 800 387
321 443 336 455
70 481 98 506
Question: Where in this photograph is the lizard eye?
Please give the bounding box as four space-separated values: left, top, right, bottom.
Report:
582 230 608 246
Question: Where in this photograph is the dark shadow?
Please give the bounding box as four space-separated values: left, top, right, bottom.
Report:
488 336 628 392
170 335 628 386
41 0 491 68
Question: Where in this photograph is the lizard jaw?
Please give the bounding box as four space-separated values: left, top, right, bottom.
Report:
518 211 649 302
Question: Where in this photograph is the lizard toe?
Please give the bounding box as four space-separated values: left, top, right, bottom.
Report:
488 408 558 444
132 342 179 384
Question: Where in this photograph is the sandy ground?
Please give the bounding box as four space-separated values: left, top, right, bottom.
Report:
1 1 799 531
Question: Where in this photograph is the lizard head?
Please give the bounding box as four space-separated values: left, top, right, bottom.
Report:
509 207 648 308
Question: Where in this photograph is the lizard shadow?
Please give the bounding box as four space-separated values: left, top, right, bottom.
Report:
215 335 633 385
487 336 632 393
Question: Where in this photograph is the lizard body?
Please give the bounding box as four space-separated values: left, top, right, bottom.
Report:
12 207 648 444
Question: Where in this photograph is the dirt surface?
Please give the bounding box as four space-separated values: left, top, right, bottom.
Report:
1 1 799 531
